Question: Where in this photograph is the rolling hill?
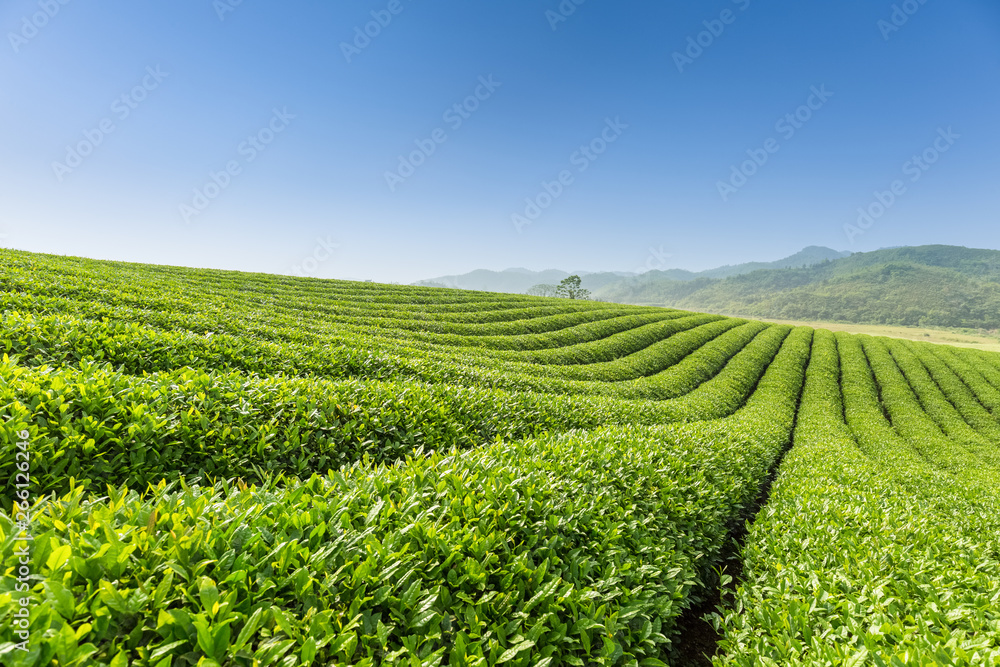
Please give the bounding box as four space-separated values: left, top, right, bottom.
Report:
2 248 1000 664
596 245 1000 330
421 245 1000 331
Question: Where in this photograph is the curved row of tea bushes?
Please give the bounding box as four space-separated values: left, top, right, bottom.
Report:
318 307 660 339
1 307 702 370
10 248 1000 666
418 316 736 383
904 341 1000 441
859 336 1000 488
488 315 728 369
355 318 773 402
0 275 579 324
1 284 663 342
958 347 1000 388
714 330 1000 666
2 312 766 400
0 255 651 337
3 311 671 385
929 345 1000 416
0 326 809 504
0 250 542 309
0 305 813 667
885 340 1000 464
214 294 611 324
380 312 719 362
834 333 939 482
951 347 1000 406
0 271 616 339
634 326 802 417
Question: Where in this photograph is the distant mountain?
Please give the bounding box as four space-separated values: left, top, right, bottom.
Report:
697 246 852 280
413 268 634 294
417 245 1000 330
594 245 1000 330
415 246 849 293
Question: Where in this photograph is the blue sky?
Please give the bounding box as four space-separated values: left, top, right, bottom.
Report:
2 0 998 283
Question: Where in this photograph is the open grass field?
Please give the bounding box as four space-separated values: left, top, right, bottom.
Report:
2 248 1000 666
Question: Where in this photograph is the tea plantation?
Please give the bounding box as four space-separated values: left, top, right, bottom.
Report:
1 250 999 666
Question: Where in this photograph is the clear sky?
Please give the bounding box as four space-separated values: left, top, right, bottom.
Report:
2 0 998 283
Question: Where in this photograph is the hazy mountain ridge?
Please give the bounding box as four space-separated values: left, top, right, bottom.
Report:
416 246 849 292
597 245 1000 330
696 246 852 279
414 268 634 294
418 245 1000 330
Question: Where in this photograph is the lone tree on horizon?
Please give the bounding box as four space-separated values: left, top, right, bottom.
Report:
556 275 591 300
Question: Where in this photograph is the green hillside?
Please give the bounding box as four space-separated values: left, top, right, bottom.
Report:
693 245 851 280
2 249 1000 665
596 245 1000 330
